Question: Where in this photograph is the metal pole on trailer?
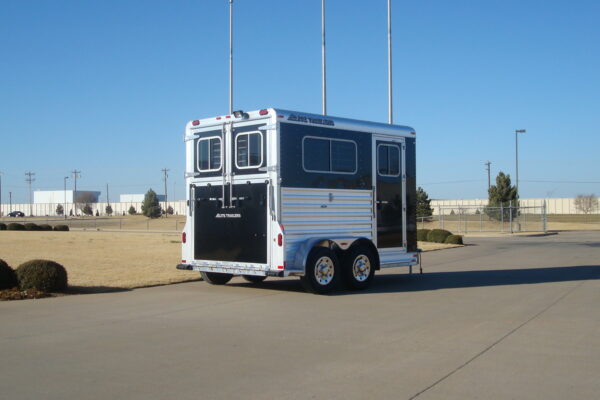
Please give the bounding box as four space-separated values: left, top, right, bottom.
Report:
387 0 393 124
322 0 327 115
229 0 233 115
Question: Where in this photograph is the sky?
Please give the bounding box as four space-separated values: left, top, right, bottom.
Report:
1 0 599 204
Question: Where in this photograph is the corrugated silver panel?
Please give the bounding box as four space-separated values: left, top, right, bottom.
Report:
281 187 373 263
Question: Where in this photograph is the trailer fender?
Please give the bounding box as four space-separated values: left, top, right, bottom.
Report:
292 237 375 274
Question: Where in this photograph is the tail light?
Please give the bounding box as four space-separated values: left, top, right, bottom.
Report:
182 232 187 243
277 233 283 247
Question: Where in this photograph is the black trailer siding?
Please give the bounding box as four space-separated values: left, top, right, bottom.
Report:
279 123 372 189
405 138 417 252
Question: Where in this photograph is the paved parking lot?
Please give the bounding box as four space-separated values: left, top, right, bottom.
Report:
1 231 599 399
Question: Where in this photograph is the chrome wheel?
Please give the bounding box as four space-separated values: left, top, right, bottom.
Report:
314 256 335 286
352 255 371 282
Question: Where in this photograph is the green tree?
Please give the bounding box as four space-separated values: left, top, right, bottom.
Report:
128 206 136 215
82 204 93 216
485 172 518 221
105 205 113 215
166 205 174 215
56 204 64 216
416 187 433 217
141 189 162 218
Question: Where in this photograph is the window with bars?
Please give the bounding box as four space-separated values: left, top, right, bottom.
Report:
197 136 222 172
377 144 401 176
235 131 263 169
303 137 357 174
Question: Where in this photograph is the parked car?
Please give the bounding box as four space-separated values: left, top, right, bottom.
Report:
7 211 25 217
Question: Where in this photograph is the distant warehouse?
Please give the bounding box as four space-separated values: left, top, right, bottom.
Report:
33 190 101 204
119 194 165 203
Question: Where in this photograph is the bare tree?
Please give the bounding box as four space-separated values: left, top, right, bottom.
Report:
574 194 598 214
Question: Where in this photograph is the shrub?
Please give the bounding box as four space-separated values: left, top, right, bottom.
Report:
0 259 18 290
106 205 113 215
16 259 68 292
53 225 70 231
427 229 452 243
82 204 93 216
39 224 53 231
24 223 41 231
417 229 431 241
0 223 6 231
445 234 464 245
7 223 25 231
128 205 136 215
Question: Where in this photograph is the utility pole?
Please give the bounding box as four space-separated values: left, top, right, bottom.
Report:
72 169 81 215
514 129 526 197
25 171 35 216
387 0 393 124
485 161 491 192
229 0 233 115
162 168 169 217
9 192 12 212
0 171 3 217
64 176 69 219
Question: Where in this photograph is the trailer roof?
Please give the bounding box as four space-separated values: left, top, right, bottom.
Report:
188 108 416 137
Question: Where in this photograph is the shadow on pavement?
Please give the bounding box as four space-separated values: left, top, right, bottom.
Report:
230 265 600 295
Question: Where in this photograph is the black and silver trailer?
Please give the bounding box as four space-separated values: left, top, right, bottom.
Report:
178 108 418 293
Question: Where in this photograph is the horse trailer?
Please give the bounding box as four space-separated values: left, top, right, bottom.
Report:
177 108 418 293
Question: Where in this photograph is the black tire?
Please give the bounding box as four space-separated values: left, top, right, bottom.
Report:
300 247 340 294
200 271 233 285
242 275 267 284
342 246 376 290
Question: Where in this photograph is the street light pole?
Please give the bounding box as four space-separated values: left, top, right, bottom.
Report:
515 129 526 197
64 176 69 219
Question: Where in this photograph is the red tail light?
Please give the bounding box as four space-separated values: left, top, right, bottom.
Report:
277 233 283 247
182 232 187 243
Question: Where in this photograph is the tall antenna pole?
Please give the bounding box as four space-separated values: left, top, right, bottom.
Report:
162 168 169 217
387 0 393 124
25 171 35 216
321 0 327 115
229 0 233 115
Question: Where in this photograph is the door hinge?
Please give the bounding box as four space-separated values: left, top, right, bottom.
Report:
185 172 200 178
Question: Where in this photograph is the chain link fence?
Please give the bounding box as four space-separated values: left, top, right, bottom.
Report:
418 202 547 233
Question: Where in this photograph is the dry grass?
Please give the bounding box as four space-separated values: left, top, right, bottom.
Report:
0 231 198 289
0 231 460 291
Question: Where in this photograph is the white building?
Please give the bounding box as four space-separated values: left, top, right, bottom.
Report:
33 190 101 204
120 193 166 203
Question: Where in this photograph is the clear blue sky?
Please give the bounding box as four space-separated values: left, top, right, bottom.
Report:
1 0 599 203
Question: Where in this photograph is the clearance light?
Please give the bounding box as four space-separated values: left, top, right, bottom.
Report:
216 116 222 120
192 120 200 126
259 109 269 115
182 232 187 243
181 259 187 263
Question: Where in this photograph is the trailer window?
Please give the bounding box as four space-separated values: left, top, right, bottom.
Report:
303 137 357 174
377 144 400 176
235 131 263 169
197 136 222 172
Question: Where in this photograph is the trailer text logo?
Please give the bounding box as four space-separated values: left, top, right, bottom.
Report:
215 213 241 219
288 114 334 127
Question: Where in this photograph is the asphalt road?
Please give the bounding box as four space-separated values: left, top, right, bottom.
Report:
1 231 599 399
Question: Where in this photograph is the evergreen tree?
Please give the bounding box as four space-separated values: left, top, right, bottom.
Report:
128 206 136 215
141 189 162 218
82 204 93 216
56 204 64 216
485 172 518 220
416 187 433 217
105 205 113 215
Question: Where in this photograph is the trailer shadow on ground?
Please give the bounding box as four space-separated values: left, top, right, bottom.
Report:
230 265 600 295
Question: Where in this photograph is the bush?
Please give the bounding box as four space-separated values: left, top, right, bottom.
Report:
16 259 68 292
0 223 6 230
128 206 136 215
0 259 18 290
417 229 431 241
53 225 70 231
427 229 452 243
39 224 53 231
24 223 41 231
7 223 25 231
445 234 464 245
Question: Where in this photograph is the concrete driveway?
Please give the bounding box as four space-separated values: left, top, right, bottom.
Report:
1 231 599 399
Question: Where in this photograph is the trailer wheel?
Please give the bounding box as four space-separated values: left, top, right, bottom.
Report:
300 247 340 294
242 275 267 284
200 272 233 285
342 246 375 290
